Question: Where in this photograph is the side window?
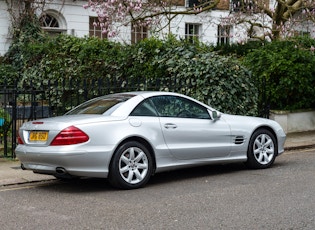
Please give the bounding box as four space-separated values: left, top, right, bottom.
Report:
130 100 158 117
150 96 210 119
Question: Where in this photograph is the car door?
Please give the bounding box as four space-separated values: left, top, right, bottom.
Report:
149 95 232 160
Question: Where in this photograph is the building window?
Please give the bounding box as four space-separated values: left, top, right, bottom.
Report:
41 14 59 27
186 0 199 7
185 0 213 8
294 31 310 37
131 24 148 44
40 13 66 35
231 0 253 12
89 17 107 39
231 0 269 13
185 23 201 42
217 25 231 45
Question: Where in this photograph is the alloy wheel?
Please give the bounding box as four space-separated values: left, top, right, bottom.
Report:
118 147 149 184
253 133 275 165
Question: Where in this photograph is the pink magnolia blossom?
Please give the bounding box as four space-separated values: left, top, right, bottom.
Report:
84 0 163 36
84 0 315 40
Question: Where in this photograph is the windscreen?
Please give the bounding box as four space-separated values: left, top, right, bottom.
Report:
66 94 135 115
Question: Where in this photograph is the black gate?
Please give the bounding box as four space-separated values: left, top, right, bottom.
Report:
0 79 112 158
0 83 57 158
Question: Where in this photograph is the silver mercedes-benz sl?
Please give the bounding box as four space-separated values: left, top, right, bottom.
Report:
15 91 286 189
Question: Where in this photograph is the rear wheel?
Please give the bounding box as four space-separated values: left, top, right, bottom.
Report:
109 141 153 189
245 129 277 169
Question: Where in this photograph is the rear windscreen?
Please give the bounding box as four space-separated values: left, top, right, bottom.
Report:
66 94 135 115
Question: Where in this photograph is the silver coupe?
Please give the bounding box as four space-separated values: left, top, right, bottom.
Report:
15 91 286 189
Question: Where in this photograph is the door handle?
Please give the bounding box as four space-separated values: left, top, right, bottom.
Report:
164 123 177 129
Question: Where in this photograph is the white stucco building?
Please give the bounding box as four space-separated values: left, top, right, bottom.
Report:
0 1 11 55
0 0 314 56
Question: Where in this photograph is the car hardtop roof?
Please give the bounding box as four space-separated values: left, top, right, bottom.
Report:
80 92 182 103
115 91 213 110
112 91 182 98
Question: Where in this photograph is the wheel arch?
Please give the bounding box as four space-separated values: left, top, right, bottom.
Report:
110 136 157 175
251 126 279 154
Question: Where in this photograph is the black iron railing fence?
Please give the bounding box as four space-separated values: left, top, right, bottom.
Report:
0 76 269 158
0 76 194 158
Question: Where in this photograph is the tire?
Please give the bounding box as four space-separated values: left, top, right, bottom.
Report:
245 129 277 169
108 141 153 189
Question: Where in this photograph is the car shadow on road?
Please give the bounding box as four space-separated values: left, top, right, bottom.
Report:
37 163 253 193
148 163 248 186
36 161 286 193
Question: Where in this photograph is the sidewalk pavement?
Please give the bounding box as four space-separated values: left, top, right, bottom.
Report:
1 131 315 187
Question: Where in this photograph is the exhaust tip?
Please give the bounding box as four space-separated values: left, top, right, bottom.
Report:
56 167 67 175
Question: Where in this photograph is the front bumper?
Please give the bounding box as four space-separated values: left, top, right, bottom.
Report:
277 131 286 156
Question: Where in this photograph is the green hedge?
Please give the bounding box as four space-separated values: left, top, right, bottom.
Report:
243 37 315 110
2 35 259 115
2 30 314 113
151 45 257 115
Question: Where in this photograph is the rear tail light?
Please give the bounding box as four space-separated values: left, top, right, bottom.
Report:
50 126 89 146
17 133 24 145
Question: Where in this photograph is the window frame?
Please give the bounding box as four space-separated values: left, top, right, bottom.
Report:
131 23 149 44
89 16 108 39
217 24 231 45
185 23 202 42
231 0 267 13
39 13 66 35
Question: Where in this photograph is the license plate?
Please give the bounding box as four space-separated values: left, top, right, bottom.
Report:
29 131 48 142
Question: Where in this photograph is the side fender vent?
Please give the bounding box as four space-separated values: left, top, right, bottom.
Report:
234 136 245 145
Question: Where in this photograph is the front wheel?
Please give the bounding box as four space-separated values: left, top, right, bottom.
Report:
245 129 277 169
108 141 153 189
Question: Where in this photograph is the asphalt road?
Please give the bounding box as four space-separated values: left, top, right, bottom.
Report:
1 148 315 230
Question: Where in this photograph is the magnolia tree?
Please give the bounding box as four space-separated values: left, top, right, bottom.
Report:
85 0 315 40
228 0 315 41
83 0 220 37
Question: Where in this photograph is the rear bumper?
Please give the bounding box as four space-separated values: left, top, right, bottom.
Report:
15 144 115 178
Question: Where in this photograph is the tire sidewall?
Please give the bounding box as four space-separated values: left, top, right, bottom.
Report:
109 141 153 189
246 129 278 169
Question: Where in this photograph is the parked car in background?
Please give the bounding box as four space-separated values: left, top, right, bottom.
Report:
15 91 286 189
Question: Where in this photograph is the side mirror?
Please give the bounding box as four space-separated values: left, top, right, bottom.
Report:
209 110 221 120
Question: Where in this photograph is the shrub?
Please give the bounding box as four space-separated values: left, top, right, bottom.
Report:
214 40 265 57
152 44 258 115
0 64 18 86
243 37 315 110
5 34 258 116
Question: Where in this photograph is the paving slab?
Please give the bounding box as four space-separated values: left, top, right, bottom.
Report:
0 159 55 186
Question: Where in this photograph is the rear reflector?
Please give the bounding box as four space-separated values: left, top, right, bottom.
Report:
50 126 89 146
